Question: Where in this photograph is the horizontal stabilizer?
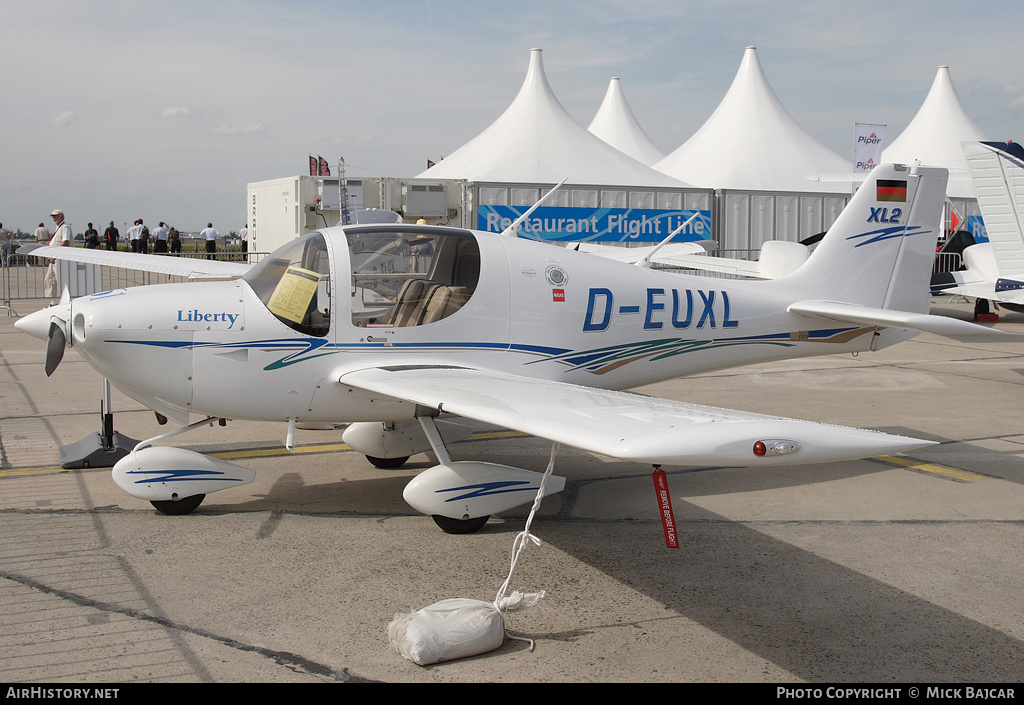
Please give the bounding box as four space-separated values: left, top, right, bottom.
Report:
788 299 1012 340
19 244 250 280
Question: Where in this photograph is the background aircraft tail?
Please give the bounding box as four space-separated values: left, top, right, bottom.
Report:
785 163 948 313
963 141 1024 284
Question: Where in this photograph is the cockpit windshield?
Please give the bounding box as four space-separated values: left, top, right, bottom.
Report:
346 226 480 327
243 231 331 337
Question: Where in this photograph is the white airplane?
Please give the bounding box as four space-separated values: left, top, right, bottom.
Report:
15 164 1002 533
931 141 1024 316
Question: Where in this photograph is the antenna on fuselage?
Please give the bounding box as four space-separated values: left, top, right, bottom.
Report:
635 211 702 268
500 178 568 239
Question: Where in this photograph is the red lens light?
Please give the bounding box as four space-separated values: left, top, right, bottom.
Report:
753 441 767 457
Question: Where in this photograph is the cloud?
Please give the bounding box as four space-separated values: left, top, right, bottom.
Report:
215 122 265 136
161 106 190 118
52 111 76 126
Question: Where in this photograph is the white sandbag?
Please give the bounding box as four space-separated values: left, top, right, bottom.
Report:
388 598 505 665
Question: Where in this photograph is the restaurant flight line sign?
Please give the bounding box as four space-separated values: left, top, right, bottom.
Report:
479 205 712 243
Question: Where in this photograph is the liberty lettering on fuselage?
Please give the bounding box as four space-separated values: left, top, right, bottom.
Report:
583 287 739 332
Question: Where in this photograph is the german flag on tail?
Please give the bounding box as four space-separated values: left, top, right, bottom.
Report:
877 179 907 202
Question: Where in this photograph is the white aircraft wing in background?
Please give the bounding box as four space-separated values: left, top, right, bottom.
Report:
18 244 251 280
571 240 714 264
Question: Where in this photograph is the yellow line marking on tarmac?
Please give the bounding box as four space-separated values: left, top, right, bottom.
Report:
210 443 352 460
4 436 976 484
209 430 528 460
0 466 79 479
876 455 988 482
0 430 537 476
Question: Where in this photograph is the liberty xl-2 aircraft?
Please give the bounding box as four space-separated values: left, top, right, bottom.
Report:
15 164 1002 532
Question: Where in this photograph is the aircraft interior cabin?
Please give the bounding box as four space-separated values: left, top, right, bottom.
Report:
346 226 481 328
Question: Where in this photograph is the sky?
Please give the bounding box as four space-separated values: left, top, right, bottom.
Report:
2 0 1023 235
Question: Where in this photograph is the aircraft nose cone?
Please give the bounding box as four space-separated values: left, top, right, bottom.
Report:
14 306 55 341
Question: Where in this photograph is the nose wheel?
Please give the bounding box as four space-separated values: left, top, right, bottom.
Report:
150 494 206 515
366 454 410 469
431 514 490 534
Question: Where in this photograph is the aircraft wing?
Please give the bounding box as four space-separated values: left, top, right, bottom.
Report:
650 252 766 277
572 241 713 264
574 241 770 277
18 244 251 280
788 299 1012 340
335 365 934 466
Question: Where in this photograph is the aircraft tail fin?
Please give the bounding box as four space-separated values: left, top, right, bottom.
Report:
785 163 947 313
963 141 1024 285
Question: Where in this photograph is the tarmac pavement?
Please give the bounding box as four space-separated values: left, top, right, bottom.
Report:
1 296 1023 683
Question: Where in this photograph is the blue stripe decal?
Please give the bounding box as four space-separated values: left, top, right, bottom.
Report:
436 480 537 503
847 225 929 247
105 327 865 374
122 469 243 485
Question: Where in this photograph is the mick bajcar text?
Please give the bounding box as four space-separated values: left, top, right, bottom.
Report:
777 687 1015 700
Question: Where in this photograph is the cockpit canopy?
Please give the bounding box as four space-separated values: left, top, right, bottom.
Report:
243 231 331 337
241 227 482 337
346 226 480 327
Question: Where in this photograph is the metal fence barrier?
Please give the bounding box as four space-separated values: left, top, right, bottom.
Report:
933 251 963 274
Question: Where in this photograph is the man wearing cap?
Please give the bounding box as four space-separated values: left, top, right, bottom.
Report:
45 209 72 302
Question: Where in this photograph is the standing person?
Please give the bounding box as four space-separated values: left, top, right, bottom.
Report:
238 223 248 255
34 222 50 265
103 221 119 251
84 222 100 249
0 223 12 267
139 222 150 254
45 209 72 303
127 219 143 253
152 221 169 254
200 222 219 260
168 225 181 255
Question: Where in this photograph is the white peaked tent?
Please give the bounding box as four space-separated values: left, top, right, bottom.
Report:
882 66 988 198
654 46 851 193
417 49 687 187
587 77 666 166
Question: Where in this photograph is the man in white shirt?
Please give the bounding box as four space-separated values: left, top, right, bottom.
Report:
127 220 144 253
152 222 170 254
238 224 248 255
200 223 219 260
33 222 50 266
45 209 72 301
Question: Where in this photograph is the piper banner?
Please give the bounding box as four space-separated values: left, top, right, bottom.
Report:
478 205 711 243
854 123 886 174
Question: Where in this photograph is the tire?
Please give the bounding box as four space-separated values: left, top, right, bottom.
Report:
366 455 410 469
431 514 490 534
150 494 206 515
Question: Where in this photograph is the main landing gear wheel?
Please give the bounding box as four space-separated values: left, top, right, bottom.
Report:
431 514 490 534
365 455 410 469
150 494 206 516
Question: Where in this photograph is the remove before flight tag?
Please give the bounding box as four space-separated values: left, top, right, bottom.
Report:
652 467 679 549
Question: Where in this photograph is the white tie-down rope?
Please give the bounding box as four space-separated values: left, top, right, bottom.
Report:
492 442 560 650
